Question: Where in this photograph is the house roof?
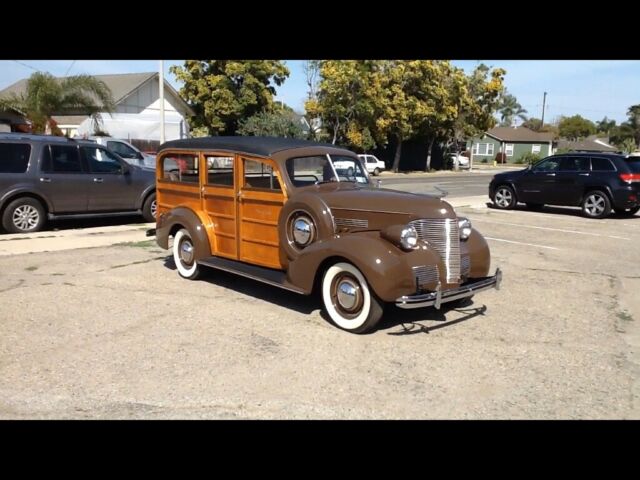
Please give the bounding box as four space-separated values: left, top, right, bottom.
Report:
0 72 194 116
556 137 617 152
486 126 554 143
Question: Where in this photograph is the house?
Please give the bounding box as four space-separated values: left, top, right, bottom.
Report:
556 135 617 153
0 72 194 142
468 126 555 164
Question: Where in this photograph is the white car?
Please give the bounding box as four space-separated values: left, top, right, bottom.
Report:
449 153 469 169
79 136 156 169
357 154 386 176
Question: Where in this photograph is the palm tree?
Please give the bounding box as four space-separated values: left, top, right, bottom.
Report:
498 93 528 127
0 72 115 134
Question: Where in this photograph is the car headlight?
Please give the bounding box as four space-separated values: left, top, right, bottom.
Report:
381 224 419 251
458 217 472 241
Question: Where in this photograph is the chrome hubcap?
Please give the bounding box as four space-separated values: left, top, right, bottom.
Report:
150 200 157 218
495 188 512 207
585 195 605 215
12 205 39 231
331 273 363 318
179 239 194 264
337 280 358 310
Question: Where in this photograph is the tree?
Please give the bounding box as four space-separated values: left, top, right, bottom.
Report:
522 117 543 131
170 60 289 136
0 71 115 135
596 116 616 136
497 92 527 126
558 115 596 140
610 105 640 149
237 110 306 139
302 60 324 141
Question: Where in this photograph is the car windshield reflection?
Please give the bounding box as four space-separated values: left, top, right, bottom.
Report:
285 154 369 188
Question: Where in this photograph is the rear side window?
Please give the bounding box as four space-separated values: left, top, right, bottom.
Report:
161 153 199 183
41 145 83 173
206 156 234 186
590 157 616 172
625 159 640 173
0 143 31 173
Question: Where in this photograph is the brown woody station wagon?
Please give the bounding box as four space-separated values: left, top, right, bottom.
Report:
153 137 502 333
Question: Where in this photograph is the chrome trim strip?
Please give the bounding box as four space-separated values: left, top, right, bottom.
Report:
335 218 369 229
395 268 502 309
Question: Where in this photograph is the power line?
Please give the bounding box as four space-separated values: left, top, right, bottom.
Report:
13 60 40 72
64 60 76 77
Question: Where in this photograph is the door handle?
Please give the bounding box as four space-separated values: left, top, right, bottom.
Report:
93 178 104 183
39 177 51 183
237 190 243 199
579 173 590 176
546 173 556 176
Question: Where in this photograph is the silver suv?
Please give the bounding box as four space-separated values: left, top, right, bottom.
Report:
0 133 156 233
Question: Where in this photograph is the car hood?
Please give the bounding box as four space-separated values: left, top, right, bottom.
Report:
296 182 458 230
493 168 529 181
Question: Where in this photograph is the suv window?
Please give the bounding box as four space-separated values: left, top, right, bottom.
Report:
82 146 124 173
624 158 640 173
533 157 560 172
41 145 83 173
0 143 31 173
559 156 590 172
591 157 616 172
107 140 139 159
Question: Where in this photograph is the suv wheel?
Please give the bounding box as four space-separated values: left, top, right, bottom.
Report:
614 206 639 216
582 191 611 219
2 197 46 233
321 262 383 334
493 185 516 209
142 192 157 222
173 228 202 279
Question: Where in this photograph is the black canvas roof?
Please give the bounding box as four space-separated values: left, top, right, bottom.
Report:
159 136 348 157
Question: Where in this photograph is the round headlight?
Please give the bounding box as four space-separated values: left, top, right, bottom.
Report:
458 217 472 241
400 226 419 250
292 216 314 247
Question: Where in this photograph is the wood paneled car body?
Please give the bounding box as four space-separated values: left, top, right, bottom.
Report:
154 137 501 333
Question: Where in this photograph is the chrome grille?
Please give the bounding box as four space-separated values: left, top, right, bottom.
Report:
412 265 439 288
335 218 368 230
461 254 470 277
410 218 461 282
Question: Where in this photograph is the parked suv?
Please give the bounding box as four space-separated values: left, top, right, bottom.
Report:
153 136 501 334
489 153 640 218
0 133 156 233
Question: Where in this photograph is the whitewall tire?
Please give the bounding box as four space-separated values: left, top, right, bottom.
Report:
321 262 383 334
173 228 201 280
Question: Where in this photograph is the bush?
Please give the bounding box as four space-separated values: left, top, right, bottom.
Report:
481 158 488 163
516 152 541 165
494 152 506 164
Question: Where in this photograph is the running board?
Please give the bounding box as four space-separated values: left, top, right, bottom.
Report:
48 210 142 220
197 256 306 295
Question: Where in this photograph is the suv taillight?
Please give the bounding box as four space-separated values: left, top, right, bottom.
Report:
620 173 640 183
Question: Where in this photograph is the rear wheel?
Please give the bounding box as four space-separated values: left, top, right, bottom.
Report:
373 167 380 176
2 197 46 233
582 190 611 219
614 206 639 216
142 192 157 222
173 228 202 279
321 262 383 334
493 185 517 209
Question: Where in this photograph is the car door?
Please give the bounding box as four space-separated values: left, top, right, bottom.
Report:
553 156 591 205
81 145 137 211
38 144 88 213
517 156 561 204
238 156 286 269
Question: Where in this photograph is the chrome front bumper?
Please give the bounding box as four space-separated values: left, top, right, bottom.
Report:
395 268 502 309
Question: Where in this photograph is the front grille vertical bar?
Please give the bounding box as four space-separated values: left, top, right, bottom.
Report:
410 218 461 283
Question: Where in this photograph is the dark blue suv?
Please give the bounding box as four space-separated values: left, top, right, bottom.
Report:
489 153 640 219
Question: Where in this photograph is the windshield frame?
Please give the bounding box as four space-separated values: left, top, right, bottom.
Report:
284 153 371 190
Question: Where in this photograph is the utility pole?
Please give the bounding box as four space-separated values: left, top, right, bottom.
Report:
541 91 547 128
159 60 165 145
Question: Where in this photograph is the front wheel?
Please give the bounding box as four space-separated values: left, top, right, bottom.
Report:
2 197 46 233
582 191 611 219
142 192 157 222
614 206 639 216
493 185 517 209
373 167 380 176
173 228 202 279
322 262 383 334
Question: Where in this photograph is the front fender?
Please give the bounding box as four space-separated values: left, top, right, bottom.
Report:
155 206 211 260
463 228 491 278
286 231 443 302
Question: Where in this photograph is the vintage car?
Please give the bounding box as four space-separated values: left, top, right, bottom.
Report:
153 137 502 333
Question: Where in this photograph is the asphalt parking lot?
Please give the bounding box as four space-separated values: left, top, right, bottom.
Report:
0 200 638 419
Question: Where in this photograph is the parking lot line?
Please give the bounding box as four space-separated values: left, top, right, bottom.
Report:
484 237 561 250
473 218 630 240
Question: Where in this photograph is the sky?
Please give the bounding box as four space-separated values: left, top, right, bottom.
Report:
1 60 639 125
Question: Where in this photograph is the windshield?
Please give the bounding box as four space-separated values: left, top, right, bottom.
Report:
285 154 369 188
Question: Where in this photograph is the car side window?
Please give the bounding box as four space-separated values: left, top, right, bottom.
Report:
107 140 138 160
533 158 560 172
243 159 281 191
0 143 31 173
591 157 616 172
559 157 590 171
161 154 199 183
206 156 234 186
82 146 124 174
41 145 83 173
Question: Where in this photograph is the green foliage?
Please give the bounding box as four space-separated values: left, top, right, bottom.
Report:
611 105 640 150
0 72 115 134
596 116 616 135
237 110 306 139
617 137 637 154
558 115 596 140
170 60 289 136
522 117 542 131
498 92 527 126
516 152 541 165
